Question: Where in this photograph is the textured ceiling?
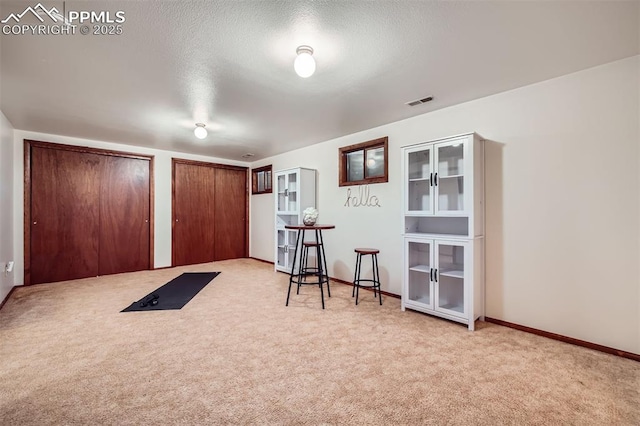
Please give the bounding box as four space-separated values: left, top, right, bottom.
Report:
1 1 638 160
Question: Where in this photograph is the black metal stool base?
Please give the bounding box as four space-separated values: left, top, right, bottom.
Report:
286 229 331 309
352 249 382 306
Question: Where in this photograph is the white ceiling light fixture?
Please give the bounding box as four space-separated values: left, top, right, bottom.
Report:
294 45 316 78
194 123 207 139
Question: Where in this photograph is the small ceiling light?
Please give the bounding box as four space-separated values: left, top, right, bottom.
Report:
294 45 316 78
194 123 207 139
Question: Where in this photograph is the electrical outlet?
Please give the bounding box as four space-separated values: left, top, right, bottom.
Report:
6 261 14 273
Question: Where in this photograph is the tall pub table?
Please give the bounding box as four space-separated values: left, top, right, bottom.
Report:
285 224 335 309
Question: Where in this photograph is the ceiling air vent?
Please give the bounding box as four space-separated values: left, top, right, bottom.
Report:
241 153 255 159
406 96 433 107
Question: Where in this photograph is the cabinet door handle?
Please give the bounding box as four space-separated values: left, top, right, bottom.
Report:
430 268 433 282
434 173 438 186
434 269 438 282
429 172 433 187
284 189 288 196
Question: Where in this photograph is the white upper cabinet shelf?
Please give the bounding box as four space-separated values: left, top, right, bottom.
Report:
402 133 484 238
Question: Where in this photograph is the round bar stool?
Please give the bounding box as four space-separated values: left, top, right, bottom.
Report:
352 248 382 305
298 241 321 294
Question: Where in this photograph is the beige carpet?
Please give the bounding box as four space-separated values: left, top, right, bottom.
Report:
0 258 638 425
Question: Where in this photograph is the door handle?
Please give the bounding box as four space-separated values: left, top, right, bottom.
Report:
430 268 433 281
434 269 438 282
429 173 433 187
434 173 438 186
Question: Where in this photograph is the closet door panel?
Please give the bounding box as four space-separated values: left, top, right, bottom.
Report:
99 156 151 275
214 168 247 260
30 147 101 284
173 162 216 266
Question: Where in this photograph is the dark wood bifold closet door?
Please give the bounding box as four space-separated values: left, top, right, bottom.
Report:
173 162 216 266
172 160 248 266
26 141 153 285
30 147 101 284
213 167 247 260
99 156 150 275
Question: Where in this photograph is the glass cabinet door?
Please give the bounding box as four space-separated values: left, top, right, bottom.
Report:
434 241 466 318
276 228 301 270
405 239 434 309
276 229 286 268
276 173 287 213
435 141 465 214
406 147 433 214
276 171 299 213
286 230 298 269
286 171 298 213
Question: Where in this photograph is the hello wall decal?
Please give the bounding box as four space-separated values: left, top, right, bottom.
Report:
344 185 381 207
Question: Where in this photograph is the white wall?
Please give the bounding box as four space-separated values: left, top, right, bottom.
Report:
251 56 640 354
12 131 249 286
0 111 15 302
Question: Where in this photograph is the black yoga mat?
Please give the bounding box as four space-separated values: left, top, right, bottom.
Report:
121 272 220 312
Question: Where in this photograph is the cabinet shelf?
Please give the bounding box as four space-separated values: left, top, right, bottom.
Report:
409 296 430 305
439 174 463 179
408 177 430 182
409 265 431 273
439 302 464 313
439 270 464 279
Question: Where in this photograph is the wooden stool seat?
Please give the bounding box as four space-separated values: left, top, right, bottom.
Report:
303 241 321 247
354 248 379 255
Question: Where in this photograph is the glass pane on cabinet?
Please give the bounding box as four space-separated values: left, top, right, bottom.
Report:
277 174 286 192
276 230 286 267
288 191 297 212
437 244 465 315
287 230 298 252
288 173 297 192
437 177 463 211
366 147 384 178
436 143 464 212
408 270 430 305
408 181 431 212
408 149 430 180
438 277 464 314
407 149 431 212
277 174 286 212
346 151 364 181
277 193 286 212
408 241 431 271
437 143 464 177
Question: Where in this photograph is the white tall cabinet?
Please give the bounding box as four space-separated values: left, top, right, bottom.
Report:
401 133 484 330
274 167 317 272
